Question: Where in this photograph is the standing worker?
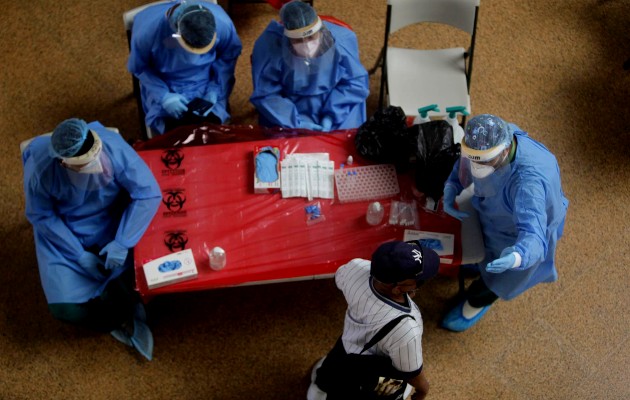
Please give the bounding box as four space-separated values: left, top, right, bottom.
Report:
441 114 569 331
128 0 242 134
308 241 440 400
250 0 369 131
22 119 162 359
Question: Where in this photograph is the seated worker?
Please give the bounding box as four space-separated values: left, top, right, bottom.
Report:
308 241 440 400
441 114 569 332
22 119 162 360
128 0 242 134
250 1 369 131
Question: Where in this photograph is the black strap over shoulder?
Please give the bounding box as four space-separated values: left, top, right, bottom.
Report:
360 314 415 354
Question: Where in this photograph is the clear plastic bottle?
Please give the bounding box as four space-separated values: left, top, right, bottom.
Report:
209 246 226 271
366 201 385 226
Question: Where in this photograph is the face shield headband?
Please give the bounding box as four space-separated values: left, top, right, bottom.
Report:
171 6 217 54
283 16 322 39
61 130 102 166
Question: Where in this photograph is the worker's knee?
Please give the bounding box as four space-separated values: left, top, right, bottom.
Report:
48 302 89 325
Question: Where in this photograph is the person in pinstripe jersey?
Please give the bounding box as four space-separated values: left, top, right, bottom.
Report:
308 241 440 400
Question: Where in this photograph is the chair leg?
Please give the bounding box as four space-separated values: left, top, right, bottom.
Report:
369 46 385 75
624 57 630 70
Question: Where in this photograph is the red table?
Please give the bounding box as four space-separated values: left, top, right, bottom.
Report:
133 124 483 298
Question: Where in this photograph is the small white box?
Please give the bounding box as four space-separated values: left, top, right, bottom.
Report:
143 248 198 290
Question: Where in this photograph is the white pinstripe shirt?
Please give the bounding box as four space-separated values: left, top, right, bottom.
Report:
336 258 424 374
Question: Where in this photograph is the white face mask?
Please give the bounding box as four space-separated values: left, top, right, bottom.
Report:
470 162 495 179
292 36 321 58
76 158 103 174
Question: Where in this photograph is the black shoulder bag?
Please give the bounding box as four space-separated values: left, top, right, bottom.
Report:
315 315 419 400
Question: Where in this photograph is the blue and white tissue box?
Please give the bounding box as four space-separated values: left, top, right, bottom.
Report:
143 248 198 289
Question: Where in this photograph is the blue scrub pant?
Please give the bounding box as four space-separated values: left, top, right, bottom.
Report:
47 259 137 333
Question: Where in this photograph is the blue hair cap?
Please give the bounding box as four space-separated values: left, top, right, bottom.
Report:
51 118 89 158
280 1 317 31
464 114 512 150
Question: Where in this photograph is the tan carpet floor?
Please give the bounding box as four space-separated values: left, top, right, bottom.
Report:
1 0 629 399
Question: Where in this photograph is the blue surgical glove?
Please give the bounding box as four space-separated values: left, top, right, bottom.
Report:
203 90 218 105
78 252 105 280
161 93 189 119
443 185 469 220
486 247 520 274
99 241 129 270
321 116 333 132
299 120 323 131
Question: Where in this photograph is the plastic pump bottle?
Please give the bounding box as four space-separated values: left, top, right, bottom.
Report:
413 104 440 125
445 106 469 144
366 201 385 226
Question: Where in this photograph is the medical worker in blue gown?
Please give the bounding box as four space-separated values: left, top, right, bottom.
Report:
440 114 569 332
250 1 369 131
128 0 242 134
22 119 161 359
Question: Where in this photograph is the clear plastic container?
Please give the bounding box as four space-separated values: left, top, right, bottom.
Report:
366 201 385 226
208 246 226 271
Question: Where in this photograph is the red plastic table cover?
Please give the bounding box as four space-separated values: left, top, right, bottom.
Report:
133 124 463 298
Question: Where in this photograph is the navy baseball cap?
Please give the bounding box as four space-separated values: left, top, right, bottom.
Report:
370 241 440 284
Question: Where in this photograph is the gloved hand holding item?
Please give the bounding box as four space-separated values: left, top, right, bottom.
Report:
321 116 333 132
161 93 189 119
99 241 129 270
486 247 521 273
203 90 218 105
443 185 469 220
78 252 105 280
299 120 323 131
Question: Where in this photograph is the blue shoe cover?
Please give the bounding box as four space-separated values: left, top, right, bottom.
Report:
131 319 154 361
134 302 147 323
441 301 491 332
255 148 279 182
110 329 133 347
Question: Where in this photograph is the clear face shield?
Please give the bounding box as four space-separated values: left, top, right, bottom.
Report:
458 140 512 197
59 131 114 190
168 3 216 55
283 17 335 62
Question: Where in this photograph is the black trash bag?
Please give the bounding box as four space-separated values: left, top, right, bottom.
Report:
354 106 416 172
413 119 461 201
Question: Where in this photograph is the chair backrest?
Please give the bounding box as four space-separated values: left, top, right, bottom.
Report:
387 0 479 35
20 128 120 156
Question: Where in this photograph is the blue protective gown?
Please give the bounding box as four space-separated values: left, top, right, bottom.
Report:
128 1 242 134
446 128 569 300
23 122 162 304
250 20 369 130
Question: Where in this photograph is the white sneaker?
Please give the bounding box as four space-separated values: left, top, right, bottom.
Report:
306 357 327 400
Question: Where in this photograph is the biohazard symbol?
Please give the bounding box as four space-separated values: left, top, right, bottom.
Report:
162 189 186 212
164 231 188 252
161 148 185 170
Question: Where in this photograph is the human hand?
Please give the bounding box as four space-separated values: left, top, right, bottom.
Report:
78 252 105 279
299 120 323 131
321 116 333 132
443 185 469 220
161 93 189 118
486 248 520 273
203 90 218 105
99 241 128 270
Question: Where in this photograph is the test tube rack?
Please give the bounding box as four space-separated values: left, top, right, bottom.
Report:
334 164 400 203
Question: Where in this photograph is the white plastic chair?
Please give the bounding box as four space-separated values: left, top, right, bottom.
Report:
123 1 218 139
19 128 120 155
378 0 480 122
